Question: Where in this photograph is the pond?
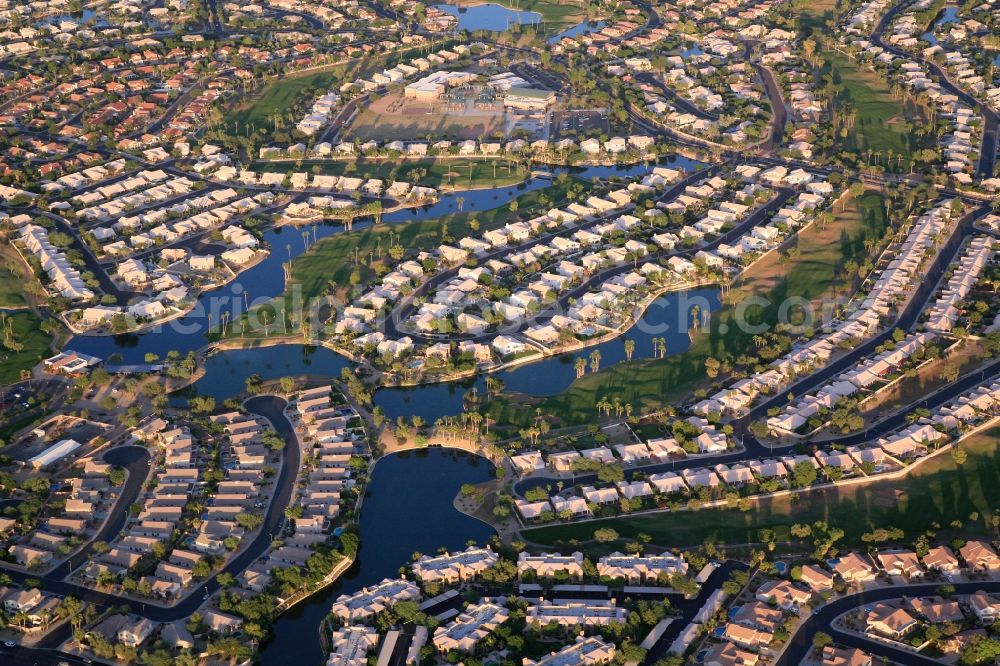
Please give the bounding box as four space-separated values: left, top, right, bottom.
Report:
434 3 541 32
257 448 495 664
372 286 721 422
922 6 958 45
548 20 605 43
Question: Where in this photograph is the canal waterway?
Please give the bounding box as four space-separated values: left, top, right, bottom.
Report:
66 156 704 365
174 285 720 421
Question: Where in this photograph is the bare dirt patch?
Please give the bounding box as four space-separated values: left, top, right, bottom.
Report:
345 91 505 142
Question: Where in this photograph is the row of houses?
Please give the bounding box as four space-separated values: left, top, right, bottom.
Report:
260 134 658 163
341 42 478 95
926 46 1000 112
865 588 1000 642
17 223 94 302
511 424 729 481
766 234 995 436
695 200 956 420
238 386 362 593
97 188 271 261
513 453 819 523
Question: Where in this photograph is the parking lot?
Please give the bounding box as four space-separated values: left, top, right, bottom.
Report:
551 109 610 140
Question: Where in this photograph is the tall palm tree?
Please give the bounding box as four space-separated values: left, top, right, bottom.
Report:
589 349 601 373
623 339 635 362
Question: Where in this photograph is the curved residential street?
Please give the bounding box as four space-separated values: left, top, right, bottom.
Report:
777 580 1000 666
0 396 301 659
871 0 999 179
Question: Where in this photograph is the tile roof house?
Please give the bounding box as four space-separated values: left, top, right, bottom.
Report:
922 545 960 573
799 564 834 592
865 604 919 639
960 541 1000 572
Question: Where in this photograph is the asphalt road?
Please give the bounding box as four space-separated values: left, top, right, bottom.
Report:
871 1 998 179
776 579 1000 666
0 395 301 660
513 202 995 497
754 61 788 153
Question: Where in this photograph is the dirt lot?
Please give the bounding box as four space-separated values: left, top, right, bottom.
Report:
344 91 505 142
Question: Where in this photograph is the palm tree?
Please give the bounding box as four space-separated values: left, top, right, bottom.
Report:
575 357 587 378
589 349 601 373
623 339 635 362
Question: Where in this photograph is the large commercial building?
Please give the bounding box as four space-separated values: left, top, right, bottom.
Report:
503 87 555 111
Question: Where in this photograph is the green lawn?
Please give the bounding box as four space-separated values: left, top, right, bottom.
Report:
486 191 889 429
253 157 529 190
0 311 52 385
226 70 343 135
0 255 28 309
823 50 930 160
524 426 1000 550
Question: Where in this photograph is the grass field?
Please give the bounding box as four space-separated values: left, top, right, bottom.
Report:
485 191 889 429
823 51 931 160
525 425 1000 550
0 311 53 385
226 70 342 136
0 253 29 309
254 157 528 190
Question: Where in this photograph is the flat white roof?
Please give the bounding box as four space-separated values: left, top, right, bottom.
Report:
28 438 81 467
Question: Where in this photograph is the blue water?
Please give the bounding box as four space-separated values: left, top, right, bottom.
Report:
373 287 721 422
175 286 721 422
65 156 704 364
66 222 349 362
434 3 540 31
37 10 107 28
258 448 495 664
922 6 958 45
384 158 703 222
383 178 551 221
548 20 606 43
